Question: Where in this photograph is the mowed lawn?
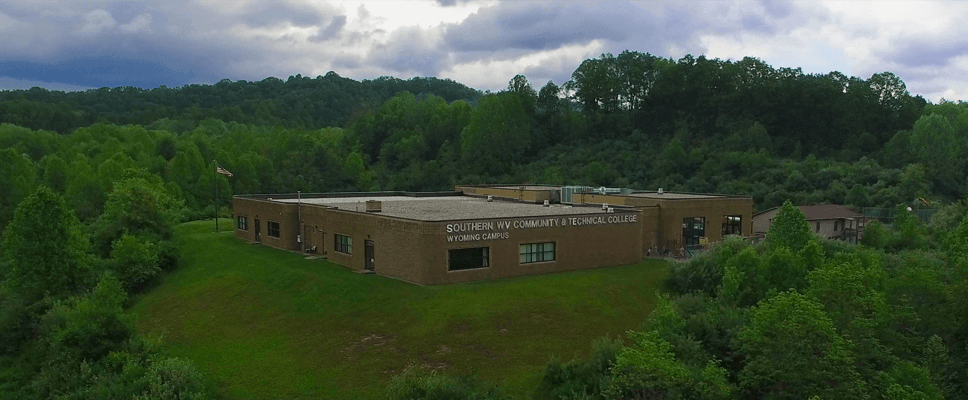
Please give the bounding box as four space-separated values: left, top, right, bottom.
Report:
130 220 669 399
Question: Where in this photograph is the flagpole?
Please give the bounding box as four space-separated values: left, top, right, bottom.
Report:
214 159 219 232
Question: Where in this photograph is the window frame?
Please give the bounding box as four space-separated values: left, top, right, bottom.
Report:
267 221 280 238
334 233 352 255
447 247 490 271
721 215 742 236
682 217 706 246
519 242 556 264
237 215 248 231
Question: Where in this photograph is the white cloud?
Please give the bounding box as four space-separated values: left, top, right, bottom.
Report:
78 9 116 34
119 13 153 33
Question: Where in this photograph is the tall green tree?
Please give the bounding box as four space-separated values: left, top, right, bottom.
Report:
909 113 964 196
1 187 92 300
737 291 866 399
92 175 184 256
460 93 531 177
766 200 814 252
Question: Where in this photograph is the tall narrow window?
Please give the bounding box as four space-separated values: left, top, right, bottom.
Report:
335 234 352 254
449 247 489 271
722 215 742 236
237 216 248 231
682 217 705 246
520 242 556 264
267 221 280 238
815 222 821 232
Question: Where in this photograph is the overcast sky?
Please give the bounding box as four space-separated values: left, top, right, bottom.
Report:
1 0 966 102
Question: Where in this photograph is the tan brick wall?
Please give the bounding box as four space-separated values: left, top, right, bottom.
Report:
420 212 643 285
233 198 299 250
233 196 644 285
575 193 754 250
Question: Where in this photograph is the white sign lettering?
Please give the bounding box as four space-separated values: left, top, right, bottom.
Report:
444 214 637 242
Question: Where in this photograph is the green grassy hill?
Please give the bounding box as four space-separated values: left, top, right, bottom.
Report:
130 220 669 399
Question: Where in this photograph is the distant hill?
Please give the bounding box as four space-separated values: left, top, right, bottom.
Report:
0 73 483 134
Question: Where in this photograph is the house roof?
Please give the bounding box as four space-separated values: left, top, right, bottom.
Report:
754 204 864 220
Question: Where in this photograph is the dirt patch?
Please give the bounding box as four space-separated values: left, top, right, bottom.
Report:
341 333 402 359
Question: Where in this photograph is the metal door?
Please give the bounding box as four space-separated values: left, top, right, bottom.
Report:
365 240 374 271
254 219 261 242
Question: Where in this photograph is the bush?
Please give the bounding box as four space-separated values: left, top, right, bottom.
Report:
110 235 161 293
534 337 621 400
667 237 750 296
386 368 507 400
136 357 213 400
862 220 888 249
156 240 180 272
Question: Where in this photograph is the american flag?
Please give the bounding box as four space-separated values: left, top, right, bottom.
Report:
216 165 233 177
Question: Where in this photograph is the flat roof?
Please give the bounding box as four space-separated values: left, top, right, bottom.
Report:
626 192 747 200
464 185 561 191
276 195 632 221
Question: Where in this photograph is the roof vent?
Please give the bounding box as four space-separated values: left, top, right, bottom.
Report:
365 200 382 212
657 188 664 195
543 200 550 207
487 195 493 202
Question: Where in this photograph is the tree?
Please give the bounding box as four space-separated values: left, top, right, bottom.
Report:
92 175 184 257
110 234 161 293
0 148 38 231
506 74 537 115
0 187 92 301
737 291 866 399
862 220 888 249
909 113 964 196
767 200 814 252
605 330 731 400
460 93 531 177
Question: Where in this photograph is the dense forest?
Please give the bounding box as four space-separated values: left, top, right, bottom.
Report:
1 51 968 398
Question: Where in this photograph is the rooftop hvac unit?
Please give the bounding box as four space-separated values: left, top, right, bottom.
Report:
487 195 493 202
365 200 382 212
601 203 608 211
658 188 664 194
607 207 614 213
543 200 550 207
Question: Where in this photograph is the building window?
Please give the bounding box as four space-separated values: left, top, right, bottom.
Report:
722 215 742 236
237 216 247 231
449 247 489 271
335 234 352 254
520 242 555 264
267 221 280 238
682 217 705 246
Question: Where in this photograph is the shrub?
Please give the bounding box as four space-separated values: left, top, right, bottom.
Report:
666 237 750 296
386 368 507 400
110 235 161 293
534 337 622 400
136 357 213 400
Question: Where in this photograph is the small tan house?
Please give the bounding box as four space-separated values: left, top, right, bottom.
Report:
753 204 865 243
